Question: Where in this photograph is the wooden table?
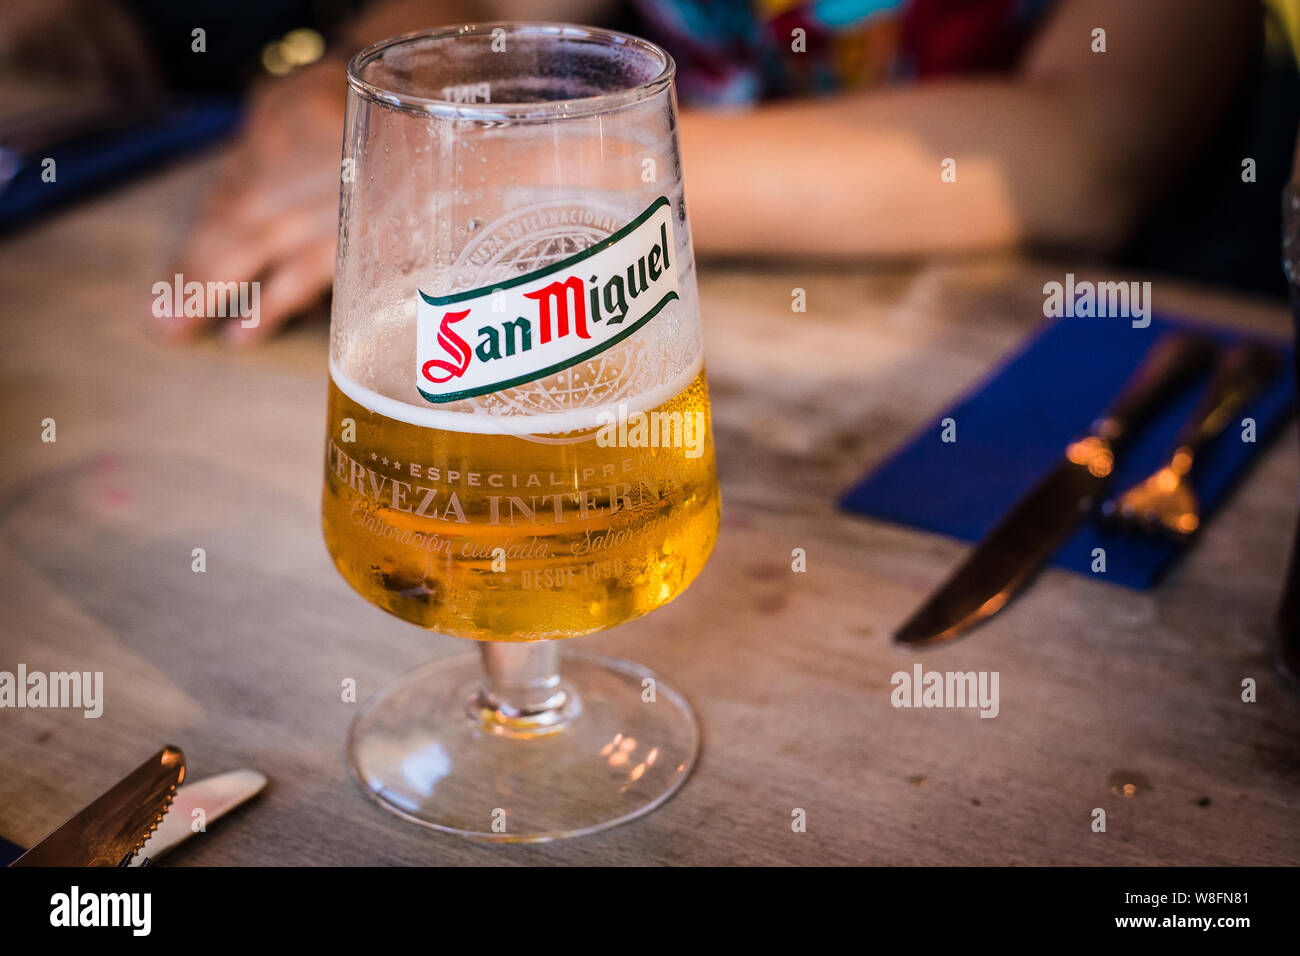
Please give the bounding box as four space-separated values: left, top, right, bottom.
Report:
2 156 1298 866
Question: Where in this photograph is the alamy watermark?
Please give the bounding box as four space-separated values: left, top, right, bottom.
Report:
0 665 103 718
891 664 999 718
152 273 260 328
595 403 706 459
50 886 150 936
1043 273 1151 328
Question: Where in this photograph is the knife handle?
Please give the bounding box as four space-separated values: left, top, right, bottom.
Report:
1090 334 1217 445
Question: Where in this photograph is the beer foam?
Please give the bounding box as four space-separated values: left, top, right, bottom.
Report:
328 354 703 436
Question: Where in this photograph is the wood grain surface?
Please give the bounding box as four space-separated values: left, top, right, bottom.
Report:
1 156 1297 865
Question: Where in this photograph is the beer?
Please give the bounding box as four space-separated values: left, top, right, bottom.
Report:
322 359 719 641
330 24 716 837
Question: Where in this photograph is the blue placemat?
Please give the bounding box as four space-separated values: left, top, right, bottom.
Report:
840 315 1295 590
0 97 240 232
0 835 23 866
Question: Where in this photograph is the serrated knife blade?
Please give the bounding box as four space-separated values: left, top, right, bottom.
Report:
11 746 185 866
894 332 1217 647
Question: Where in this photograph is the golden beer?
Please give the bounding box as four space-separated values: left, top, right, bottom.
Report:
332 24 716 837
322 364 719 641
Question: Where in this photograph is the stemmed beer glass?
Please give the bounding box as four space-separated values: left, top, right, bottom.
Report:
322 23 719 840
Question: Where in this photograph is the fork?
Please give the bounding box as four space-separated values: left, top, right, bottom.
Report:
1102 342 1279 540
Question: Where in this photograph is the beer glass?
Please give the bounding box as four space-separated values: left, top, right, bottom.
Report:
323 23 719 840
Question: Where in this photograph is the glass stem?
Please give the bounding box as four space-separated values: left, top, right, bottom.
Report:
476 640 576 733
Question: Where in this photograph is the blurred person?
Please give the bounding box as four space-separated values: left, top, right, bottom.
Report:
0 1 365 238
24 0 1259 342
1119 0 1300 296
0 0 361 95
0 0 159 95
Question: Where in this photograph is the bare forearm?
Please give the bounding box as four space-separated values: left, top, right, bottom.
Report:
681 0 1256 259
680 84 1032 258
680 79 1183 258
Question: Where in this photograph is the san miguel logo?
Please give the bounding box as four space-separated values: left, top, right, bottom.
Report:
416 196 679 403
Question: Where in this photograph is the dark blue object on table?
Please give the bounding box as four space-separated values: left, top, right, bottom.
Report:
0 98 240 232
0 836 23 866
839 315 1295 590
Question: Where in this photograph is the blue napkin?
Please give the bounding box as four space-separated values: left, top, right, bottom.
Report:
0 836 22 866
0 97 240 231
839 315 1295 590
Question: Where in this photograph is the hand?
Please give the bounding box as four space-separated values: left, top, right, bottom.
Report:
166 58 346 344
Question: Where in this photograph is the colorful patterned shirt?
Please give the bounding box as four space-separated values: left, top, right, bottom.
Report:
629 0 1057 107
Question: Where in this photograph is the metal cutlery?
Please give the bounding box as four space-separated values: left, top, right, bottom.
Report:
8 748 266 866
128 768 267 866
894 333 1216 647
11 746 185 867
1102 342 1279 539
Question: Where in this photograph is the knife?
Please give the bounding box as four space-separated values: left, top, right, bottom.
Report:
11 746 185 866
894 333 1217 646
128 769 267 866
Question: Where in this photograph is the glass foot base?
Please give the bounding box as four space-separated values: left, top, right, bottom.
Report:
346 650 699 842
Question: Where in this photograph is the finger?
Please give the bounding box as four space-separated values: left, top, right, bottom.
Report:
198 186 338 281
219 160 341 233
157 227 268 343
225 238 335 346
152 281 215 343
155 229 238 342
163 173 337 342
163 190 329 340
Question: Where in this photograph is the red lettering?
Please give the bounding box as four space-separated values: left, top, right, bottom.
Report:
525 276 589 344
422 309 473 383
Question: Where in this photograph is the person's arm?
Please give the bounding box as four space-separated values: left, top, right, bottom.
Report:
679 0 1259 258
